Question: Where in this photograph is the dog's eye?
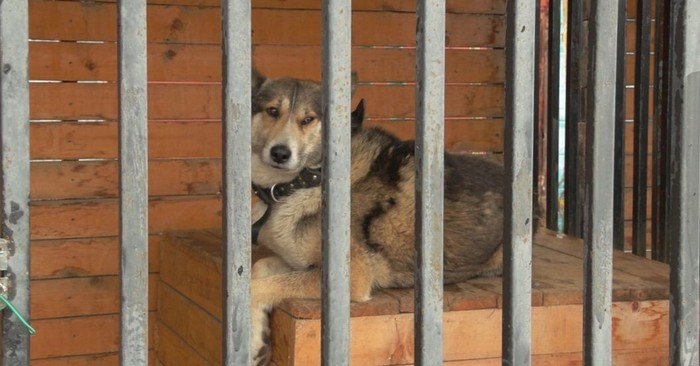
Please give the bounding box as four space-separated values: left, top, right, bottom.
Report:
301 116 315 126
266 107 279 118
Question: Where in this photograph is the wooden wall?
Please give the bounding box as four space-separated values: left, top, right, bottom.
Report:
25 0 506 364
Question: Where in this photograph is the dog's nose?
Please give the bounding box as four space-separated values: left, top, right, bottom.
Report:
270 145 292 164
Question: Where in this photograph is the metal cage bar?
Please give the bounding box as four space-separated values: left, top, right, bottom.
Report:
320 1 352 365
583 0 619 363
546 0 561 231
502 0 536 364
117 0 149 364
632 0 652 257
0 0 31 363
652 0 672 263
668 0 700 363
564 0 583 238
612 0 627 251
221 0 252 363
414 1 446 364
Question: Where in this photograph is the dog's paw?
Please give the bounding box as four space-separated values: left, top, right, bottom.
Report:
251 306 272 366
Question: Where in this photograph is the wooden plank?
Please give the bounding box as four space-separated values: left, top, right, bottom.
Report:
30 42 504 84
155 321 210 366
31 159 222 200
30 119 505 160
436 348 669 365
624 87 654 121
159 230 223 319
29 83 504 120
30 196 221 240
30 120 221 160
78 0 506 14
157 282 221 364
537 229 668 292
625 53 655 86
31 351 157 366
278 302 669 364
30 312 156 359
31 236 160 279
29 2 505 47
31 274 158 319
626 19 655 53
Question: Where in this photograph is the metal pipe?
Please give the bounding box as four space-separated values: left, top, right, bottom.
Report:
221 0 252 364
117 0 149 364
632 0 652 257
564 0 583 238
583 0 619 363
502 0 536 364
667 0 700 363
546 0 561 231
612 0 627 251
0 0 31 363
321 0 352 364
414 1 446 365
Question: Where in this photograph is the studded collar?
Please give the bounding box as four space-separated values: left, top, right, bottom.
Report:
251 167 322 243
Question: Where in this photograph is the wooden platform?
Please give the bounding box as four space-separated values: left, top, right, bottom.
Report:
155 229 670 365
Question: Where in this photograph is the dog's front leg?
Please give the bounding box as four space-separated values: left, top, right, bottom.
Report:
250 269 322 366
250 249 376 366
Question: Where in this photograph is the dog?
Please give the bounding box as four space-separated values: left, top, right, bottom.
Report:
248 69 507 365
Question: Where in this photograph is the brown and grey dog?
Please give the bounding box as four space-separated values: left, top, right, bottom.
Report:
248 69 506 365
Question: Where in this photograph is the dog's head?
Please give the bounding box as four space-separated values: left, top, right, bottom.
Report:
250 69 362 185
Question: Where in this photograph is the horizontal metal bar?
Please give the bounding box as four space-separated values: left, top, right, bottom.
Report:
117 0 149 364
221 0 252 364
668 0 700 363
0 0 31 363
502 0 536 364
583 0 619 363
321 0 352 365
414 0 446 365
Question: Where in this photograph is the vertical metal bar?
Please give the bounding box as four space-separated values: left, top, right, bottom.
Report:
414 0 445 365
583 0 619 363
651 0 671 263
564 0 583 237
502 0 536 364
546 0 561 230
118 0 149 364
612 0 627 251
0 0 30 363
321 0 352 365
668 0 700 363
221 0 252 363
632 0 651 257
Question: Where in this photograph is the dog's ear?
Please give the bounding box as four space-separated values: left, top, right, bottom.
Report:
351 71 359 96
252 68 267 96
351 98 365 132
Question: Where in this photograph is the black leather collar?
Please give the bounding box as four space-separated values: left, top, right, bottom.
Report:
252 167 322 205
251 167 322 243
